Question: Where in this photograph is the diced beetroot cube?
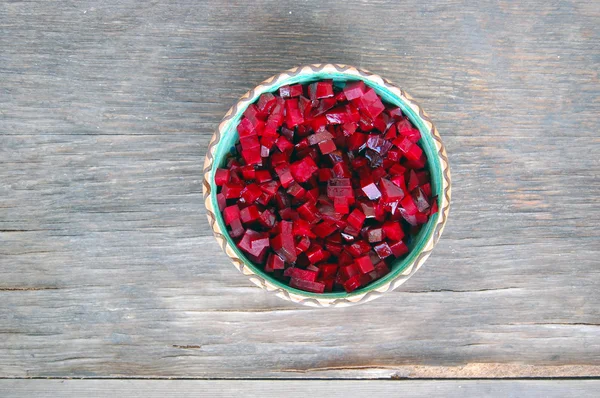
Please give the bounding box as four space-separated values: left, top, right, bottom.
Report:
259 209 276 228
229 218 244 238
387 107 403 119
240 165 256 181
400 195 418 215
394 136 413 154
373 242 393 259
379 178 405 202
295 235 311 254
257 92 276 114
412 188 431 213
279 84 303 98
284 267 318 282
308 80 334 100
242 147 262 166
271 220 297 263
332 162 351 178
311 97 337 116
285 98 304 128
343 274 363 292
265 253 285 272
279 207 299 221
289 278 325 293
240 205 260 224
319 263 338 280
343 80 366 101
429 199 439 216
307 130 334 145
327 178 353 198
313 221 337 238
347 132 368 150
293 219 317 238
290 156 318 183
217 192 227 211
286 182 306 200
367 227 384 243
347 208 366 230
367 136 393 156
361 182 382 200
274 165 295 188
389 240 409 257
222 183 243 199
214 168 230 186
369 261 390 280
356 255 375 273
382 221 404 241
333 196 350 214
254 170 272 183
405 143 423 161
346 240 371 256
384 124 398 140
318 139 337 155
297 201 320 223
306 245 328 264
339 263 360 280
240 183 263 204
325 106 356 125
223 205 241 225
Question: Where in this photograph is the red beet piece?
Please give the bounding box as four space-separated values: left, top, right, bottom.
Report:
284 267 318 282
343 81 366 101
389 240 409 257
367 227 384 243
343 274 363 292
318 139 337 155
265 253 285 272
356 255 375 274
373 242 393 259
229 218 245 238
222 183 243 199
279 84 303 98
290 278 325 293
379 178 405 202
382 221 404 241
223 205 240 225
362 182 382 200
290 156 318 183
346 208 366 230
285 98 304 128
271 220 297 263
319 263 338 280
214 168 230 186
313 221 337 238
240 205 260 224
296 235 311 254
308 80 334 100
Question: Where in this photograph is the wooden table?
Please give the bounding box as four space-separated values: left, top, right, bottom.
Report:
1 0 599 395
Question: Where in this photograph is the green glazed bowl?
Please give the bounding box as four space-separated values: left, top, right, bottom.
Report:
203 64 451 307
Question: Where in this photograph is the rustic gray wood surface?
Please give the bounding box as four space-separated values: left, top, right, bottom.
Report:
3 380 600 398
1 0 599 383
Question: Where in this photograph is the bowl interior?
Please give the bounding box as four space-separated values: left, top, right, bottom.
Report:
209 70 443 298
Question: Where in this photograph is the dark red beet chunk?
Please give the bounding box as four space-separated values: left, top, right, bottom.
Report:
216 79 436 293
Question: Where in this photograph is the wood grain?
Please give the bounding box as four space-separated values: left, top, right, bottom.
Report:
2 380 600 398
1 0 599 378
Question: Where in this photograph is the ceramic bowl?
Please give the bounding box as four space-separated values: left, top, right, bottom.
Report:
203 64 451 307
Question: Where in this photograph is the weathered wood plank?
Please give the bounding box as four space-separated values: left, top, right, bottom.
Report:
1 0 599 378
2 380 600 398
